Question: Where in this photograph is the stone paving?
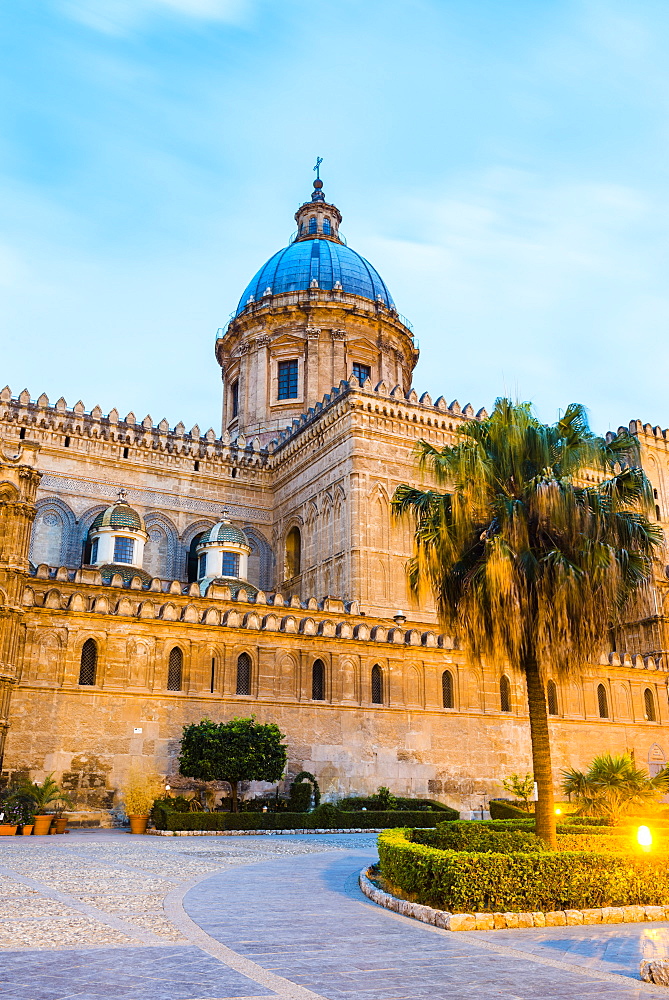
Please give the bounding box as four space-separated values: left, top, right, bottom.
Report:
0 829 669 998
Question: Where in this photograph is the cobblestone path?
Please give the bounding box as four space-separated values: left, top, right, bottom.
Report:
0 830 668 999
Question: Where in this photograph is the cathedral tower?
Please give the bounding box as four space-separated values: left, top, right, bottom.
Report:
215 170 418 440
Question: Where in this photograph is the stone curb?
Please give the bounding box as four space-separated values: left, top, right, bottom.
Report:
358 867 669 931
149 828 383 837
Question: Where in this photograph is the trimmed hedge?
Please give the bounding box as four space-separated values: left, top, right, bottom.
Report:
338 796 459 817
489 800 534 820
152 806 452 832
377 827 669 912
412 821 547 853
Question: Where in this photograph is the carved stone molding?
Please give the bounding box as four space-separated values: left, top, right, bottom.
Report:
305 328 321 339
331 329 347 340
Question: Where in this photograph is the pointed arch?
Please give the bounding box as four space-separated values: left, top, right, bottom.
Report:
644 687 657 722
78 638 98 686
31 497 77 567
597 683 609 719
236 651 252 695
442 669 454 708
500 674 511 713
546 679 558 716
167 647 183 691
312 658 325 701
143 512 178 579
371 664 383 705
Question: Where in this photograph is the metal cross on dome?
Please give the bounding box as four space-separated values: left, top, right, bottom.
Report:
117 488 128 502
313 156 323 179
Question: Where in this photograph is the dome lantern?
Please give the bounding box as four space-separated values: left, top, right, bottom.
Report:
195 513 254 595
88 491 149 578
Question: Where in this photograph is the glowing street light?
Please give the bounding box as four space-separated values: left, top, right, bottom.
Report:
638 825 652 852
555 807 562 816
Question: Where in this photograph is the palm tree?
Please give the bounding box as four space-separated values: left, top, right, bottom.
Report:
562 753 669 820
392 399 662 846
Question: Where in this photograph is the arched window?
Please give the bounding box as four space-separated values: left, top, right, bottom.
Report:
308 216 317 234
500 675 511 712
78 639 97 686
167 647 182 691
312 659 325 701
442 669 454 708
285 526 301 579
644 687 657 722
236 652 251 695
371 664 383 704
187 532 207 583
323 218 331 235
597 683 609 719
547 679 558 716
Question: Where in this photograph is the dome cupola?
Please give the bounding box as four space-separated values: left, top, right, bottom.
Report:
88 491 149 581
195 514 255 596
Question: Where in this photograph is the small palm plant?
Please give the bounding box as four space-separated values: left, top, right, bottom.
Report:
562 753 669 820
19 774 73 814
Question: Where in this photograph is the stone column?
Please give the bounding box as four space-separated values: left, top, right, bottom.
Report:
0 442 41 769
305 328 321 406
331 329 347 386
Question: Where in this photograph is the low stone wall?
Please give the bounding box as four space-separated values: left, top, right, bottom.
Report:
150 827 383 837
358 867 669 931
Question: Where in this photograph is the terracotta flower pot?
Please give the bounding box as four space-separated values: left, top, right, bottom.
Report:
0 825 17 836
21 825 34 836
54 816 67 834
33 814 53 836
129 815 148 835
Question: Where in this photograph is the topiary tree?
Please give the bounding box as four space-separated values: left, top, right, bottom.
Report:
290 770 321 811
178 717 287 812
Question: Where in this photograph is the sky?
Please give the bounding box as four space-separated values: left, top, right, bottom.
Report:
2 0 669 435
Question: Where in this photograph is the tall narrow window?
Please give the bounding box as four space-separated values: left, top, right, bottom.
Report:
547 679 558 716
597 683 609 718
371 664 383 705
312 659 325 701
113 536 134 564
187 532 206 583
278 360 298 400
308 216 317 234
442 670 454 709
236 652 251 695
352 362 371 384
231 379 239 419
644 687 656 722
285 526 301 579
78 639 97 686
198 553 207 578
221 552 239 577
90 538 99 564
167 647 183 691
500 675 511 712
323 218 331 235
210 657 216 694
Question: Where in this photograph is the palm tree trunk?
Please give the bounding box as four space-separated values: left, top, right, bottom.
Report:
230 780 239 813
523 655 556 848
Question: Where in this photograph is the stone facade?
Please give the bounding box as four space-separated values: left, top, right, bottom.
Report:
1 181 668 817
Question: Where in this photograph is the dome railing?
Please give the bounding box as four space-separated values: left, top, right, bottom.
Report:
288 229 348 246
217 292 413 336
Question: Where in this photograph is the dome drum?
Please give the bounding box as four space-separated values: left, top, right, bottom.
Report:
89 500 148 571
196 519 251 589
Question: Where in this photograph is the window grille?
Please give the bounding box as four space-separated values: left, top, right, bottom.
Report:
90 538 98 564
198 553 207 578
167 647 183 691
278 360 298 400
113 536 134 564
78 639 97 686
442 670 453 708
210 657 216 694
231 379 239 418
308 216 317 234
236 652 251 695
644 687 656 722
323 218 331 234
597 683 609 718
547 679 558 716
222 552 239 577
371 664 383 704
500 675 511 712
352 363 371 384
312 659 325 701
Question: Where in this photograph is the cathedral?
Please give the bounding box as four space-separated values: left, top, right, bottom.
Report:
1 174 668 822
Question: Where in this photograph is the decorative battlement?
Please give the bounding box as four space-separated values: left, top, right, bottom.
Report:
23 566 455 649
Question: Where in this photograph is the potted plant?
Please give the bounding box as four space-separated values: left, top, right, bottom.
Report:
122 772 162 834
0 798 20 836
18 774 73 835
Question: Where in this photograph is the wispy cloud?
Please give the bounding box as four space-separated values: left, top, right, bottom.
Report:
60 0 250 34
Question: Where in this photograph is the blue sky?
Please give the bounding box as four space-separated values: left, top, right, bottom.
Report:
2 0 669 434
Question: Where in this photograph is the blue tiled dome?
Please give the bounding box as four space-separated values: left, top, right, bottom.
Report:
236 239 394 317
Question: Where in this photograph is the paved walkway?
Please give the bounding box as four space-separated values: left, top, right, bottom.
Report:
1 830 669 999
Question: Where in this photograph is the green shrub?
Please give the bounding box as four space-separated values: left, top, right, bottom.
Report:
489 800 534 820
288 783 312 813
337 796 458 817
153 808 449 832
412 821 546 854
377 828 669 912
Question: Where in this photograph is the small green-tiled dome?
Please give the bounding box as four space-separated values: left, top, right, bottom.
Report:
91 501 145 533
198 520 248 548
